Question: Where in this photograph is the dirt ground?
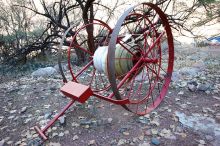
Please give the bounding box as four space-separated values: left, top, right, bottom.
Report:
0 45 220 146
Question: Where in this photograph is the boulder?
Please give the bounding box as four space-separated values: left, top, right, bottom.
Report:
31 67 57 77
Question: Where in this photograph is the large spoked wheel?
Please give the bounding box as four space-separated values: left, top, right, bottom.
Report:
107 3 174 115
59 20 112 93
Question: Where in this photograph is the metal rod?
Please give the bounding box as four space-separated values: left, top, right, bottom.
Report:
108 58 143 99
35 100 76 140
75 60 93 78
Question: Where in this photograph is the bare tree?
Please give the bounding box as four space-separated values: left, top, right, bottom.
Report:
0 0 219 66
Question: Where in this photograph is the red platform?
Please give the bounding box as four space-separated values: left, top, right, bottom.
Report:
60 81 93 103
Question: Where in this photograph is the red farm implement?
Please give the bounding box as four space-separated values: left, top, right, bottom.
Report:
35 2 174 140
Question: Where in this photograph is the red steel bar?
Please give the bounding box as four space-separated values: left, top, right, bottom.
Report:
108 58 143 99
75 60 93 79
93 93 130 105
35 100 76 140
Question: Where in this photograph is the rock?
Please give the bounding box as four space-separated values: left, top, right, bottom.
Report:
177 91 184 95
64 130 69 135
117 139 126 146
54 64 68 72
58 132 64 137
188 84 196 92
0 140 5 146
107 118 113 124
171 71 181 82
72 122 80 127
187 81 198 92
20 107 27 113
138 116 149 124
72 135 79 141
159 129 172 138
175 111 220 142
151 129 158 135
122 131 130 136
0 116 4 123
49 142 61 146
199 140 206 145
212 96 220 101
9 110 17 114
216 113 220 120
205 135 214 141
139 142 151 146
178 67 200 77
197 83 210 91
59 115 66 125
52 132 58 138
44 112 52 119
6 141 13 145
88 140 96 145
27 138 41 146
151 138 160 145
178 81 187 88
123 113 129 116
31 67 57 77
15 141 22 145
24 118 32 124
80 119 92 125
52 127 57 131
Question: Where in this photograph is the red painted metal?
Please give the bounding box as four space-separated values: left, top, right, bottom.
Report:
35 100 75 140
36 2 174 141
60 81 93 103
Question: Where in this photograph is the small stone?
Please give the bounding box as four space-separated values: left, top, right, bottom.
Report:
123 113 129 116
9 110 17 114
64 130 69 135
20 107 27 113
24 118 32 124
15 141 22 145
59 116 66 125
0 140 5 146
205 90 211 94
197 84 210 91
178 91 184 95
85 125 90 129
44 112 52 119
139 142 151 146
58 132 64 137
122 131 130 136
0 116 4 123
213 96 220 101
151 129 158 135
49 142 61 146
52 132 58 137
88 140 95 145
80 119 92 125
178 81 187 87
138 116 148 124
7 141 13 145
151 138 160 145
72 122 80 127
138 135 144 141
72 135 79 141
188 84 196 92
199 140 206 145
52 127 57 131
8 115 15 120
216 113 220 120
32 134 39 138
205 135 214 141
107 118 113 124
117 139 126 146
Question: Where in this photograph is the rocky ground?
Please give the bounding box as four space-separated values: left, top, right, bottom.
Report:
0 45 220 146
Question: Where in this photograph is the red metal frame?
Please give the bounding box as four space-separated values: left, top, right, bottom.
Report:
35 3 174 141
